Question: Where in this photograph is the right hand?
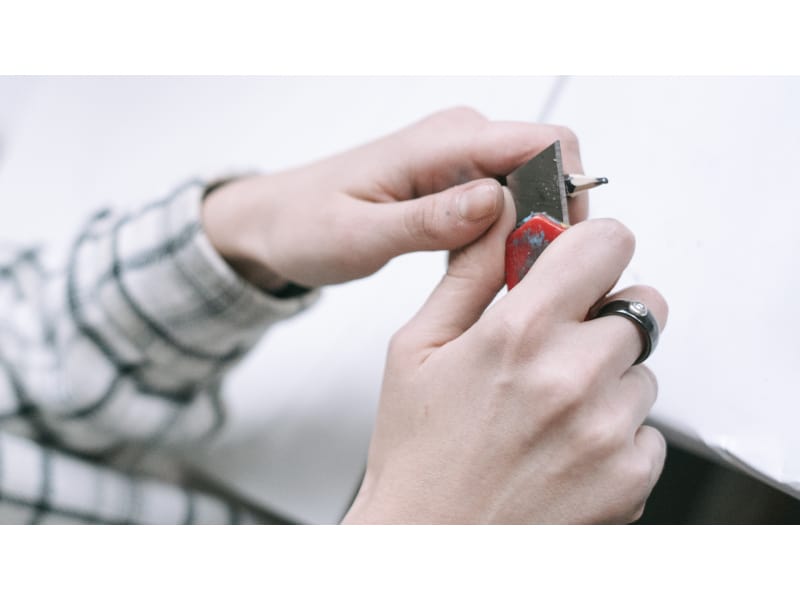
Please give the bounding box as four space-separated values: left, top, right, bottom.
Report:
344 189 669 524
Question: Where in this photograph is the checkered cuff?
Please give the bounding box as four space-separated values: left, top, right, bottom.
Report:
0 178 321 523
63 179 320 418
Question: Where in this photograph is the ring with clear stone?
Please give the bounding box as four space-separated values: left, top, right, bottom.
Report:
593 299 660 365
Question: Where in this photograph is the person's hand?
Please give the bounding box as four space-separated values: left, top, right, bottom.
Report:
202 107 588 290
343 188 668 524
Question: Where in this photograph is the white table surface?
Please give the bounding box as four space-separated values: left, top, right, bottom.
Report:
1 77 797 522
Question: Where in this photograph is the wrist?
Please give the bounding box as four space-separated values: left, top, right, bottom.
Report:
342 470 461 524
202 175 292 293
342 472 397 524
343 490 397 525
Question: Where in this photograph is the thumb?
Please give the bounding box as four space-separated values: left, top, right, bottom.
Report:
398 187 516 355
377 178 504 257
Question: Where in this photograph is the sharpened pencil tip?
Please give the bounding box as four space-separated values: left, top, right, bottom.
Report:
563 174 609 196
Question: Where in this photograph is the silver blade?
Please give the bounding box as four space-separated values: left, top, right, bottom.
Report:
507 141 568 227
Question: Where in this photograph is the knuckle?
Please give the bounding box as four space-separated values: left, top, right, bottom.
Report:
536 124 581 158
516 366 575 428
628 504 646 523
458 266 506 301
402 199 440 245
593 218 636 257
555 373 591 409
600 492 642 524
416 106 488 135
477 260 507 293
448 248 507 298
634 455 656 486
633 364 659 398
600 464 655 525
624 454 657 495
479 310 533 352
495 302 554 340
576 418 622 454
652 429 668 466
546 356 604 411
434 106 487 127
550 124 580 148
387 325 416 359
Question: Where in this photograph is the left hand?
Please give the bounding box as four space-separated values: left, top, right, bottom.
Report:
202 107 588 290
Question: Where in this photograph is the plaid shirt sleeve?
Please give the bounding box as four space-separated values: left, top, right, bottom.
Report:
0 179 319 523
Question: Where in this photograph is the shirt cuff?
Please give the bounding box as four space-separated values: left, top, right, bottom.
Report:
106 179 320 362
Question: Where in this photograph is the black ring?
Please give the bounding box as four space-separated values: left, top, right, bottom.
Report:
593 300 660 365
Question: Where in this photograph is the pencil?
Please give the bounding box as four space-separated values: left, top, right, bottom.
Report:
564 174 608 197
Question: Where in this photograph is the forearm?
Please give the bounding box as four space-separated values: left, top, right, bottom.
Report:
1 179 319 454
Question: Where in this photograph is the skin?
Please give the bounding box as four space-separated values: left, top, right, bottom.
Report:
203 107 668 524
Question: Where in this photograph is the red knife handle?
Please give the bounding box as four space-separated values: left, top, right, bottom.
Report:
505 213 567 289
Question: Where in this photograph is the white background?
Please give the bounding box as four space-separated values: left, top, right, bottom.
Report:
1 77 798 523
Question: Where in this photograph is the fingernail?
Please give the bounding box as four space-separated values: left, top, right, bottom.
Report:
457 183 500 221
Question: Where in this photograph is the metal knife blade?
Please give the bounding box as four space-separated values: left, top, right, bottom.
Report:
507 141 568 228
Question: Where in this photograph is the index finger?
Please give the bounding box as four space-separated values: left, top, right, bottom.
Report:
497 217 636 325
